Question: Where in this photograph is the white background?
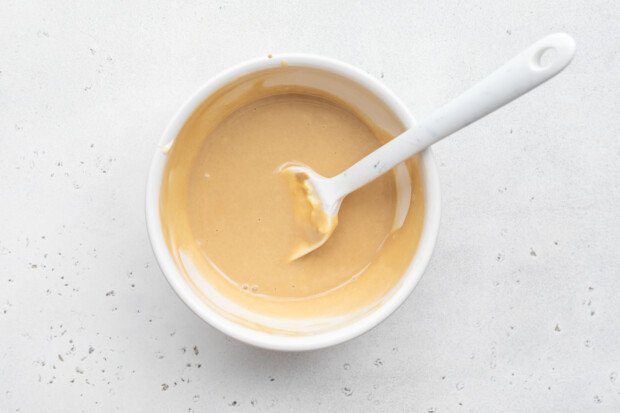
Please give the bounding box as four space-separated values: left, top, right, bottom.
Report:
1 1 619 411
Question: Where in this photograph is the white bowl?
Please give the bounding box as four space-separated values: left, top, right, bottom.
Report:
145 54 441 351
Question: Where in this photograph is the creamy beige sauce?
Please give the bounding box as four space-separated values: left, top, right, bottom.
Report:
160 69 425 330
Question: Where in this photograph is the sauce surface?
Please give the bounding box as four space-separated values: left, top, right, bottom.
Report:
160 75 425 329
188 94 395 298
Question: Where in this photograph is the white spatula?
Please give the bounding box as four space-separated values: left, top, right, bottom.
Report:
285 33 575 259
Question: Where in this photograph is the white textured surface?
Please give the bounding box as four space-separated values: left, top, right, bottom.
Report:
1 1 619 411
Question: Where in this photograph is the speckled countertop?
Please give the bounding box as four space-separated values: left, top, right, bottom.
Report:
1 1 619 412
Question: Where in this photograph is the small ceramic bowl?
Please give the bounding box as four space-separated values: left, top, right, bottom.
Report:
146 54 441 351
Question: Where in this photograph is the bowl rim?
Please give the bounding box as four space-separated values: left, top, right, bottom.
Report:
145 53 441 351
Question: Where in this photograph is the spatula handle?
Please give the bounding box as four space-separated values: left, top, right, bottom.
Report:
329 33 576 199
